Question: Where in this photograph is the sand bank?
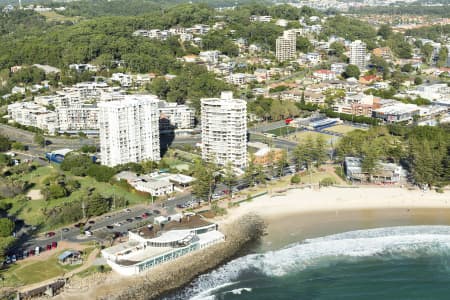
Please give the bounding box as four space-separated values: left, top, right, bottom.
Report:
216 187 450 226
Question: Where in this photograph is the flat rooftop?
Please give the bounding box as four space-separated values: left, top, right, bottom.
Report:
132 215 213 239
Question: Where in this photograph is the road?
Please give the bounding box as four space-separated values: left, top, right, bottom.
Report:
11 193 193 257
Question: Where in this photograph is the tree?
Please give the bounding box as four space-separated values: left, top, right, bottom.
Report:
296 36 313 53
150 77 169 99
222 162 237 199
277 150 288 177
87 165 116 182
330 41 345 57
401 64 413 73
414 76 423 85
33 134 45 147
421 43 434 64
86 193 110 217
0 135 11 152
377 24 393 40
191 159 218 202
437 46 449 68
0 218 14 237
244 154 257 187
343 64 360 79
314 135 328 167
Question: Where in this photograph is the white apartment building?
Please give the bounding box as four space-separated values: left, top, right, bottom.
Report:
111 73 133 87
199 50 220 64
276 30 297 62
201 91 247 169
56 104 98 132
7 102 58 134
98 95 160 167
227 73 247 86
158 101 195 131
350 40 367 71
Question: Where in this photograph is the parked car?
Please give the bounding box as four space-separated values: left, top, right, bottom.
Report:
74 222 85 228
84 230 93 236
142 213 149 218
28 249 35 256
134 216 142 221
45 232 55 237
52 242 57 249
88 220 95 224
126 218 133 223
153 210 161 215
46 244 52 251
62 228 70 232
123 208 132 213
11 255 16 263
114 222 122 227
106 225 114 230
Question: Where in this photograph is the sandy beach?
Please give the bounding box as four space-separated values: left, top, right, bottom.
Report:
217 187 450 226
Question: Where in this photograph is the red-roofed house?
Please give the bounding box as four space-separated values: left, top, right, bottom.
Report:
359 74 381 85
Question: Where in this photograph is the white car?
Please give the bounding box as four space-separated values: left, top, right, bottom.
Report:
114 222 122 227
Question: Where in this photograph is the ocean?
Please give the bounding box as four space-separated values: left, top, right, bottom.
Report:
171 225 450 300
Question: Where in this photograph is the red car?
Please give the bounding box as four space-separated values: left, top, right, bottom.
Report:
45 232 55 238
46 244 52 251
52 242 57 249
29 249 35 256
142 213 149 218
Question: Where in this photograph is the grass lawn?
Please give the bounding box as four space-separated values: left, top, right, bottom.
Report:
38 11 81 23
326 125 366 135
288 131 339 145
299 169 345 185
1 249 87 286
265 126 296 137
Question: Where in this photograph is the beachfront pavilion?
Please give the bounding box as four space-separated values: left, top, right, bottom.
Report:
101 214 224 276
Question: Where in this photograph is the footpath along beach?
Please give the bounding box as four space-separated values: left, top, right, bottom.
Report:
53 186 450 300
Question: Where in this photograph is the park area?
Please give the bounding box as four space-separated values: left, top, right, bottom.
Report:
0 244 96 287
5 164 150 230
287 131 339 145
326 124 367 135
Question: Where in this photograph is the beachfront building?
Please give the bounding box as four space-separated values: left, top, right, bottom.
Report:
201 91 247 169
344 157 407 184
101 213 224 276
350 40 367 71
98 95 160 167
276 30 296 62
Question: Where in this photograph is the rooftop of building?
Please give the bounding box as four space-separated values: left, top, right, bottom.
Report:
131 215 213 240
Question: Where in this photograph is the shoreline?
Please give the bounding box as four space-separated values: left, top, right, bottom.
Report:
53 187 449 299
214 187 450 227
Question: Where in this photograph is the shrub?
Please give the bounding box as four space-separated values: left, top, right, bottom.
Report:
290 174 301 184
319 177 336 187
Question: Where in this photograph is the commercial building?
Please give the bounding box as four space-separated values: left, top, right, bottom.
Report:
372 103 420 123
201 91 247 169
98 95 160 167
101 214 224 276
276 30 296 62
350 40 367 71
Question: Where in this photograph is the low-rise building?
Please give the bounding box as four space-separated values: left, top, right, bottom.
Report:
372 103 420 123
344 156 407 183
102 214 224 276
313 70 336 81
7 102 58 134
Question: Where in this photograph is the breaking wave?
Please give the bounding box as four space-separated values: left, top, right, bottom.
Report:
181 226 450 299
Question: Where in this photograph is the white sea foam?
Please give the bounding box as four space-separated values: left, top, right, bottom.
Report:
229 288 252 295
185 226 450 299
